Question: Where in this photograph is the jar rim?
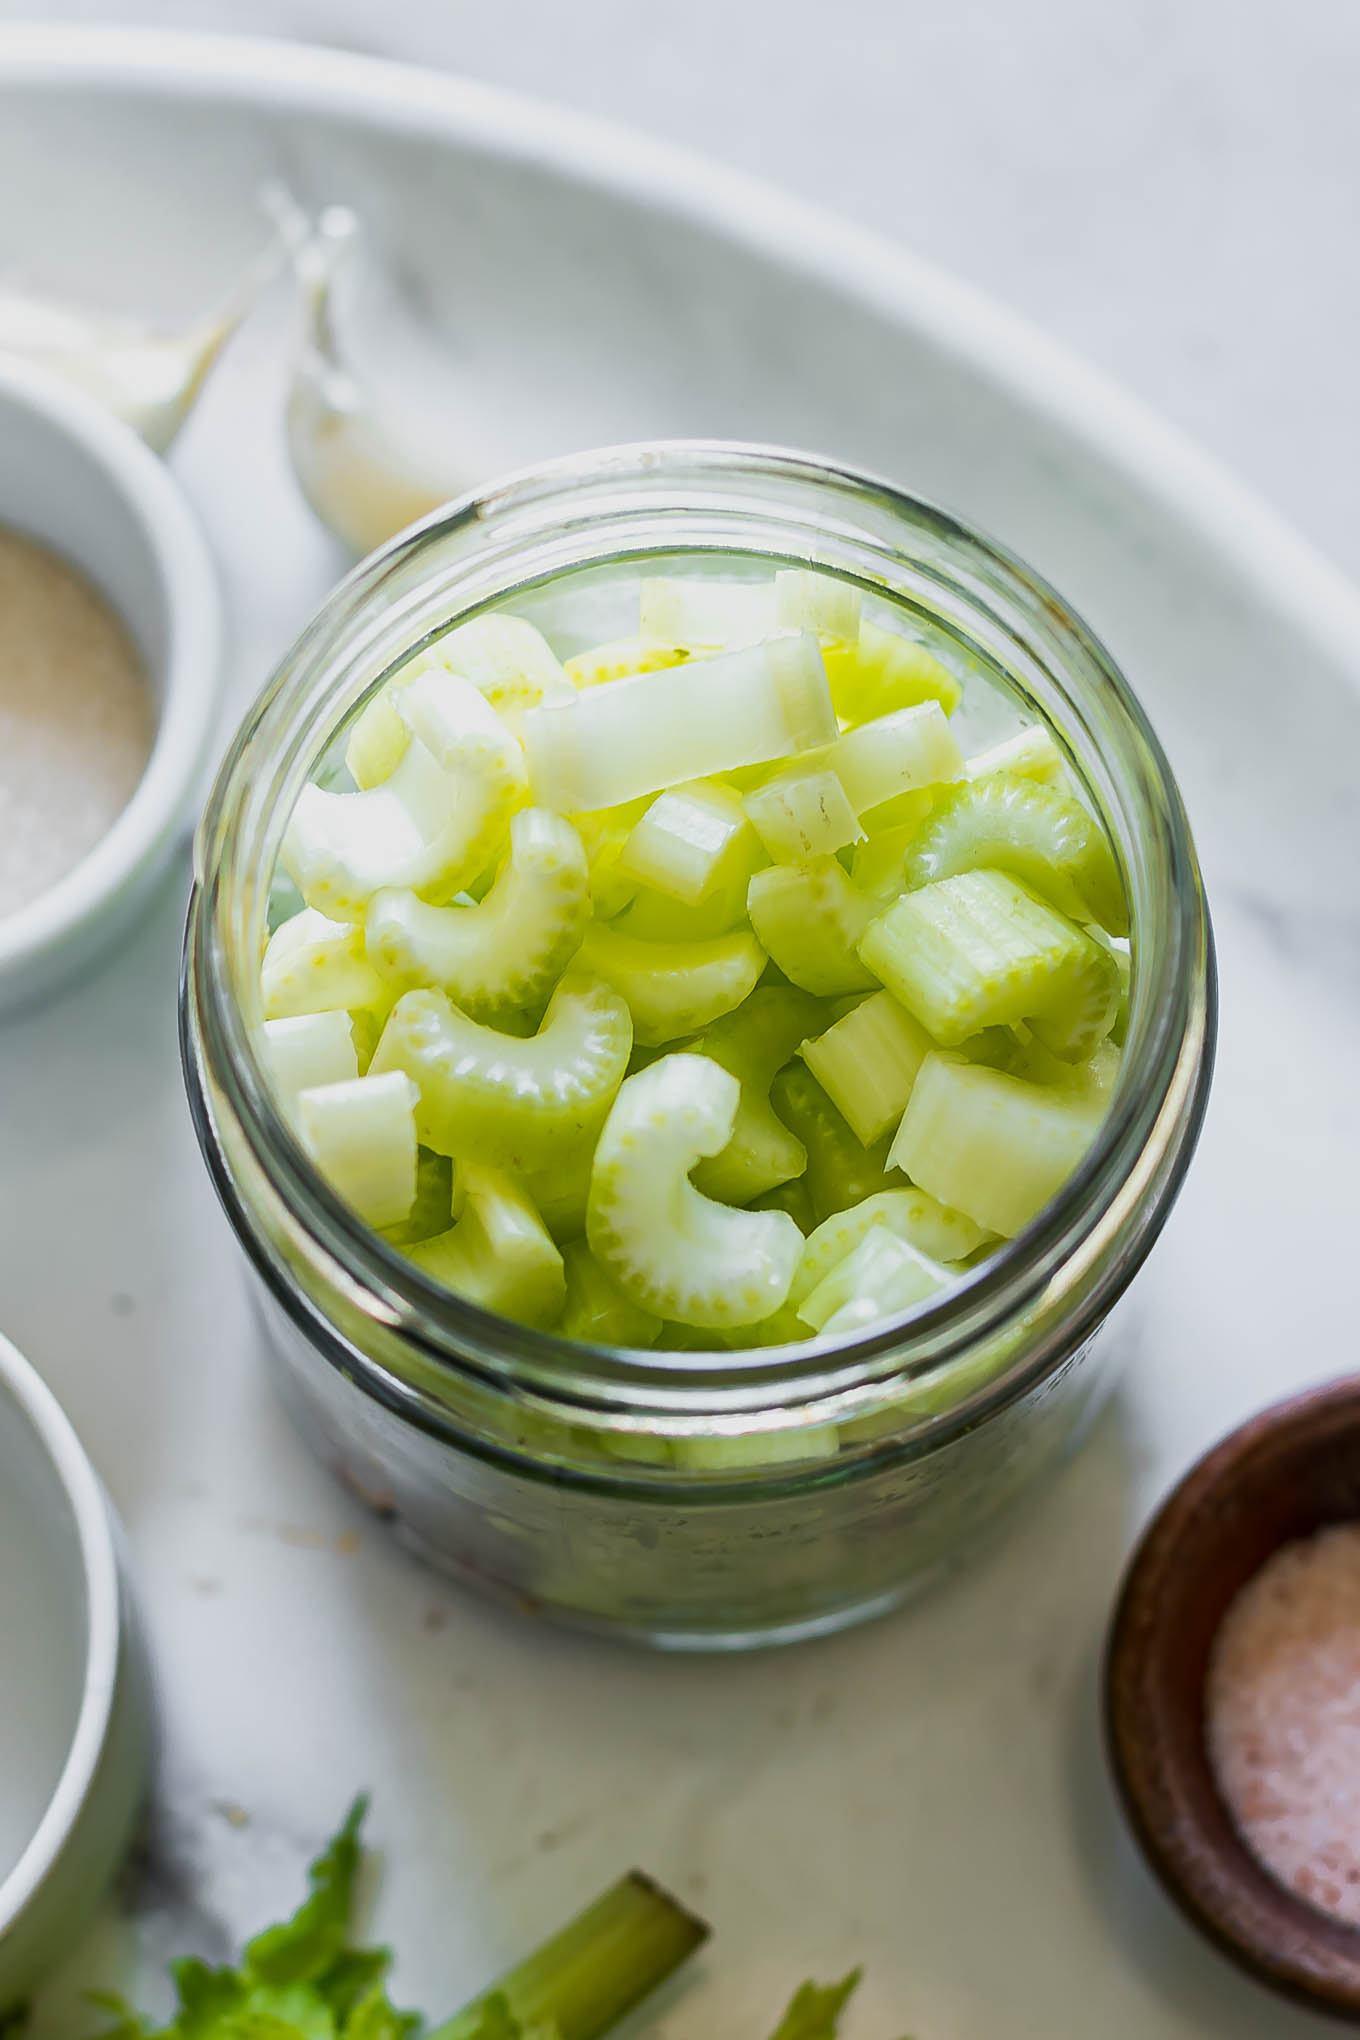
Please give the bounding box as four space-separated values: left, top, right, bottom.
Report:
186 439 1214 1421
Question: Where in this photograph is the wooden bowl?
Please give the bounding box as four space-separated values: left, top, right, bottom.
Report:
1105 1375 1360 2019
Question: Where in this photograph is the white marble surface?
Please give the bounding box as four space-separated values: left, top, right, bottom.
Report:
0 23 1358 2040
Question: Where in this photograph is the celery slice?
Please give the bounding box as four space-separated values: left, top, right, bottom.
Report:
857 784 936 838
617 779 757 905
613 871 754 941
637 576 774 647
523 634 836 812
431 612 574 733
406 1165 565 1329
850 814 933 903
769 1062 906 1221
381 1146 457 1246
572 798 649 919
967 722 1068 787
821 621 961 723
798 989 937 1144
562 1238 663 1347
690 984 823 1203
565 637 691 687
576 922 764 1045
395 663 530 787
858 868 1119 1052
743 766 864 862
746 857 877 996
261 1010 359 1108
261 907 389 1020
751 1174 818 1233
587 1055 803 1328
798 1224 951 1334
789 1187 991 1306
773 568 862 644
888 1050 1104 1236
519 1136 598 1244
369 972 632 1171
824 701 967 814
902 771 1128 935
345 685 410 788
296 1070 418 1228
366 807 589 1019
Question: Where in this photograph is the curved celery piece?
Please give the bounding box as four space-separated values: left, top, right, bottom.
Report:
798 989 937 1145
769 1062 906 1222
261 907 389 1020
743 766 863 862
806 1227 953 1337
821 622 961 723
431 612 574 733
902 772 1128 936
637 576 774 648
524 634 836 813
381 1146 458 1246
789 1188 990 1307
405 1165 565 1329
967 722 1069 787
561 1238 663 1348
617 780 756 906
849 812 934 904
690 984 824 1203
565 637 691 688
296 1070 417 1228
369 972 632 1171
366 808 589 1019
587 1055 803 1328
576 922 764 1046
746 857 877 997
261 1010 359 1109
824 701 967 815
345 684 410 788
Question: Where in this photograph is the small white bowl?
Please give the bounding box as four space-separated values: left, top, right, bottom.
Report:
0 1331 154 2008
0 355 221 1014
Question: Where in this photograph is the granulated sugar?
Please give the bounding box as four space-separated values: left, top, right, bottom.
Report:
1208 1521 1360 1924
0 525 154 919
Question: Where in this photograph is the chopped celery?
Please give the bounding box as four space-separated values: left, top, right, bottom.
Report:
798 989 936 1144
824 700 967 814
821 621 961 723
345 683 409 788
773 567 862 644
856 783 936 839
888 1050 1104 1237
565 636 691 687
395 663 531 788
519 1135 598 1244
967 722 1068 787
405 1165 565 1329
751 1173 818 1232
523 633 836 812
366 807 589 1019
561 1238 663 1346
586 1055 803 1327
637 575 775 647
576 922 764 1045
370 972 632 1171
381 1146 457 1245
858 867 1119 1053
616 779 756 904
431 612 574 732
690 984 823 1203
572 798 650 919
789 1187 991 1306
902 771 1128 935
743 766 864 862
769 1062 906 1221
261 1010 359 1108
613 868 755 941
261 907 389 1020
797 1224 951 1333
849 815 932 902
746 857 877 996
296 1070 418 1228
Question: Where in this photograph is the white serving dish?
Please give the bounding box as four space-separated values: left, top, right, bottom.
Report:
0 356 221 1014
0 29 1357 2040
0 1331 154 2009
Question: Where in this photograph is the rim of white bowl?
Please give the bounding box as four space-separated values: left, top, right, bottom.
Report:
0 354 221 982
0 1330 124 1938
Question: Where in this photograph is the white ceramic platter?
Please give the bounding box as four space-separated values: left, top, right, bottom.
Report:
1 28 1357 2040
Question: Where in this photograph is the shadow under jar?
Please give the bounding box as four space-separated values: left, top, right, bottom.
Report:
181 442 1214 1650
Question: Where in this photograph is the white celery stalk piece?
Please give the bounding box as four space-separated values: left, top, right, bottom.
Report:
888 1051 1104 1237
429 613 574 733
587 1054 803 1328
743 766 864 862
825 701 967 814
261 1011 359 1110
798 989 937 1145
745 856 878 997
564 637 691 688
296 1070 418 1228
345 685 411 788
967 723 1068 787
576 922 765 1045
395 663 529 785
523 633 836 812
407 1165 565 1329
638 577 775 648
773 569 862 644
790 1187 991 1306
261 907 389 1019
616 779 756 905
797 1224 952 1333
366 808 588 1019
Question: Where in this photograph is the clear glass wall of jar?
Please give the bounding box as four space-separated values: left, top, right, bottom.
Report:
181 444 1215 1649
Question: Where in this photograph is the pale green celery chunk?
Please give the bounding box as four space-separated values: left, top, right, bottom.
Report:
612 869 754 941
773 568 862 644
850 815 933 903
565 637 691 687
857 784 936 839
381 1146 457 1245
824 701 967 814
888 1050 1104 1237
586 1054 803 1328
561 1238 663 1347
769 1062 906 1221
617 779 756 905
751 1174 818 1232
858 868 1119 1053
709 1301 815 1351
296 1069 418 1228
523 633 836 812
572 799 649 918
345 685 410 788
406 1165 565 1329
743 766 863 861
637 576 775 647
746 857 877 996
821 622 961 723
369 972 632 1171
261 907 390 1020
798 1224 952 1334
690 984 823 1203
396 662 531 785
798 989 937 1145
1018 1034 1122 1103
902 771 1128 935
671 1423 840 1467
366 807 589 1019
967 722 1068 786
576 922 764 1045
427 612 574 733
789 1187 991 1306
1088 926 1132 1045
261 1010 358 1108
280 733 519 918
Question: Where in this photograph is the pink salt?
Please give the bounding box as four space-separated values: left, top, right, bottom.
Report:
1208 1521 1360 1925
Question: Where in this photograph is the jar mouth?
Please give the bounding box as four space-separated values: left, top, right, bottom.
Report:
188 440 1215 1420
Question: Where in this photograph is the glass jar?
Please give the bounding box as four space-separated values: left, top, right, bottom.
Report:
181 443 1214 1650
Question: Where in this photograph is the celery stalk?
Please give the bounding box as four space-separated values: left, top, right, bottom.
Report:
617 779 756 904
797 989 936 1145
